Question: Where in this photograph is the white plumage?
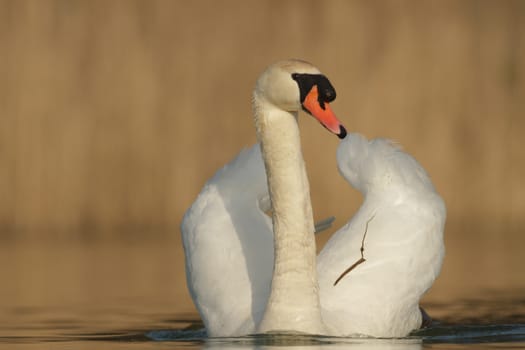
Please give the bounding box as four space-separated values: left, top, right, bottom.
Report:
181 135 445 337
318 134 446 337
182 144 273 336
181 60 445 337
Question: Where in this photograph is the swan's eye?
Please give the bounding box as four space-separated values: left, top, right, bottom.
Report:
317 77 337 103
291 73 337 105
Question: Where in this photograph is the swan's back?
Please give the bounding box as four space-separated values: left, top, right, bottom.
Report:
181 144 273 336
318 133 446 337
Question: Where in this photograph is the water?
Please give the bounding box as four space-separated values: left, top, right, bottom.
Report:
1 240 524 349
3 292 524 349
2 305 525 349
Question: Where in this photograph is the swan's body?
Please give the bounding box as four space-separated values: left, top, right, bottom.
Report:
318 134 445 337
181 60 445 337
181 144 273 336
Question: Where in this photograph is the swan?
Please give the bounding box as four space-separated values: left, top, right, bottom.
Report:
181 59 445 338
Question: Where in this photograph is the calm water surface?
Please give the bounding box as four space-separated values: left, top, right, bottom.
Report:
1 239 524 349
2 301 525 349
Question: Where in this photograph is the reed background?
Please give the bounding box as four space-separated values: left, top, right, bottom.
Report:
1 0 524 315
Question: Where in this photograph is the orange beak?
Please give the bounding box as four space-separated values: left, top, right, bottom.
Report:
303 85 347 139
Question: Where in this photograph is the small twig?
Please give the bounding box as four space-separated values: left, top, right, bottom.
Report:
333 214 375 286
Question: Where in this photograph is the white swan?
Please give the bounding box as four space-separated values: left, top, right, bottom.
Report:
181 59 445 338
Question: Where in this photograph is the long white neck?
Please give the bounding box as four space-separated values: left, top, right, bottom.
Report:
253 94 326 334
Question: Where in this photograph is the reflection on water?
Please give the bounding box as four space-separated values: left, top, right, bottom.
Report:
1 239 524 349
199 334 424 350
145 298 525 348
148 331 426 349
423 295 525 325
2 298 525 349
417 324 525 344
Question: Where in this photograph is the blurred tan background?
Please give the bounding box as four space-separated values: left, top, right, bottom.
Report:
1 0 524 317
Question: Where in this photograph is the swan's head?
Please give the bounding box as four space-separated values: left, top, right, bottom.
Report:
254 59 346 138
